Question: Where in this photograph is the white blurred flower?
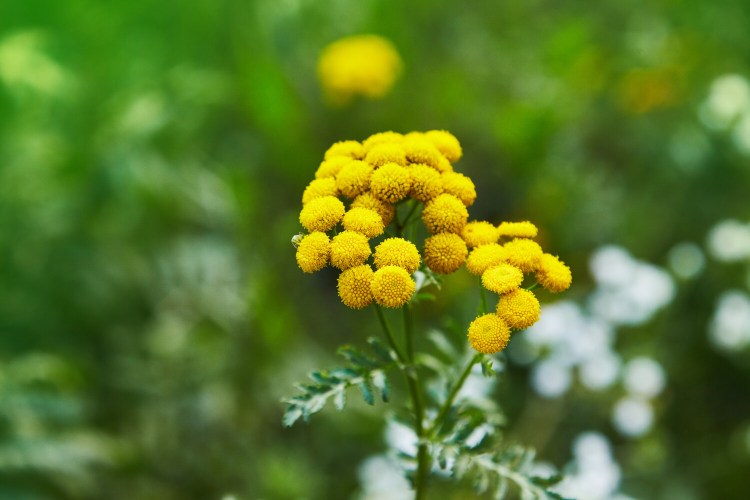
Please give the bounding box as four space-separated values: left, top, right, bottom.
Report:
590 246 638 289
733 111 750 156
525 301 586 347
358 455 412 500
554 432 622 500
708 290 750 351
612 396 654 437
667 242 706 280
385 420 417 457
580 352 622 391
456 363 496 402
531 358 572 398
707 219 750 262
700 74 750 129
624 357 666 398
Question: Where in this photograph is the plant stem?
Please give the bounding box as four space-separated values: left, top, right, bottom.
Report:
479 283 489 314
373 305 406 365
428 353 482 436
396 200 419 237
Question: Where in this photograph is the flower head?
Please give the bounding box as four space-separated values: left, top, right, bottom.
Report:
362 131 404 153
317 35 402 105
536 253 572 292
423 233 468 274
441 172 476 207
338 264 375 309
462 221 499 248
365 143 407 168
325 140 365 160
497 221 538 239
315 156 352 179
408 164 444 202
467 314 510 354
482 263 524 294
299 196 345 232
503 238 543 273
296 232 330 273
370 163 412 203
371 266 415 308
330 230 371 270
402 138 444 169
373 237 421 274
336 160 374 199
466 244 507 276
351 192 396 226
424 130 462 162
497 289 540 329
302 177 338 205
422 193 468 234
342 207 385 238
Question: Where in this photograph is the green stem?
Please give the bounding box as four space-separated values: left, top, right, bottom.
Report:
373 305 407 365
526 281 539 291
428 353 482 436
479 284 489 314
396 200 419 237
403 306 429 500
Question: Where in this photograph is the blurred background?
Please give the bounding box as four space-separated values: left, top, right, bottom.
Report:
2 0 750 498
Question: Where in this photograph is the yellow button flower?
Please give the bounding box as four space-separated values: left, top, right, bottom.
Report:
351 191 396 226
497 221 538 239
365 143 407 168
423 233 468 274
441 172 476 207
425 130 462 162
402 137 444 170
482 263 523 294
299 195 345 232
497 289 540 329
466 244 507 276
342 207 385 238
324 140 365 160
363 131 404 153
336 160 374 199
373 238 421 274
467 314 511 354
408 164 443 202
536 253 572 292
422 193 468 234
317 35 402 105
315 156 352 179
370 163 412 203
330 230 371 270
503 238 543 273
462 221 499 248
371 266 415 308
337 264 375 309
295 232 330 273
302 178 338 205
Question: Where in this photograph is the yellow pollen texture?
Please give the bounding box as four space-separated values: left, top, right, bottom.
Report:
295 232 330 273
441 172 476 207
337 264 375 309
402 138 444 169
324 140 365 160
536 253 572 292
365 143 407 168
467 314 510 354
371 266 415 308
351 192 396 226
482 263 524 294
315 156 352 179
424 130 462 162
497 289 540 329
330 230 371 270
497 221 539 239
363 131 404 153
373 238 421 274
302 178 338 205
408 164 444 202
299 196 345 232
462 221 499 248
370 163 412 203
503 238 543 273
342 207 385 238
466 244 507 276
423 233 468 274
422 193 468 234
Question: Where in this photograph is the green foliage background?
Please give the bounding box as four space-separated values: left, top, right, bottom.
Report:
1 0 749 498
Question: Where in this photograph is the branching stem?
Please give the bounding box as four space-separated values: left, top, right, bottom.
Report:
428 353 482 437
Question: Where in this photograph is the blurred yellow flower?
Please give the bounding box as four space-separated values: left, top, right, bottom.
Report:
338 264 375 309
497 221 538 239
324 140 365 161
536 253 572 292
402 137 444 170
317 35 402 105
441 172 476 207
365 143 407 168
295 232 330 273
302 177 338 205
424 130 462 162
462 221 499 248
315 156 351 179
371 266 415 308
423 233 468 274
467 314 510 354
373 237 421 274
330 230 371 270
466 244 507 276
299 195 345 232
497 289 540 329
362 131 404 153
503 238 543 273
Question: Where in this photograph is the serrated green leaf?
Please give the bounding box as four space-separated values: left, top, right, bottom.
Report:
330 367 358 380
338 345 379 369
282 406 303 427
371 370 390 403
367 337 395 363
358 378 375 405
333 388 346 411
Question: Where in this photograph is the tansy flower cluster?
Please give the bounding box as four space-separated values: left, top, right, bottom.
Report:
294 130 571 355
317 34 402 105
